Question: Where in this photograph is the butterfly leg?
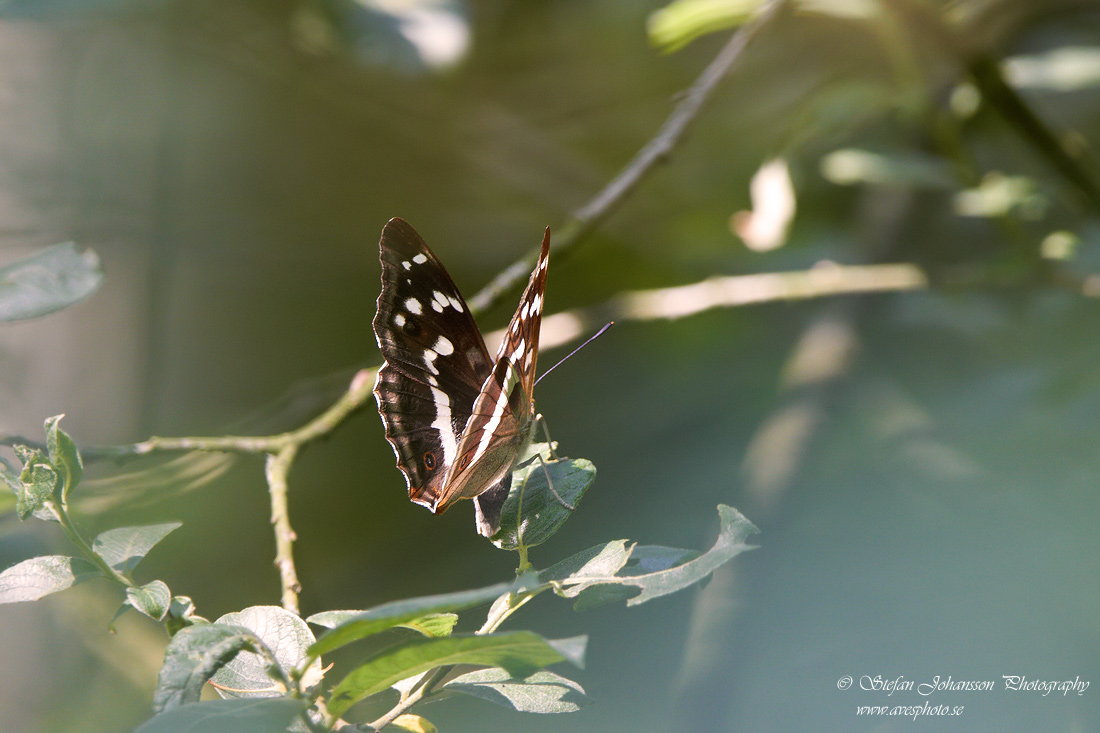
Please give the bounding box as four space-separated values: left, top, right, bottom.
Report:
536 413 560 460
534 452 574 511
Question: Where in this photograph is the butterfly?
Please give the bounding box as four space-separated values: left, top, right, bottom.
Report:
372 218 550 537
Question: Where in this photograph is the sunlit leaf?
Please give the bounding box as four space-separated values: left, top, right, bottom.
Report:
0 242 102 321
307 577 529 657
126 580 172 621
397 613 459 638
491 446 596 551
648 0 761 52
555 505 758 609
1004 47 1100 92
391 713 437 733
953 172 1047 220
620 545 700 575
820 148 954 189
152 623 274 712
327 631 585 717
443 668 590 713
540 541 631 588
300 0 470 73
93 522 182 574
167 595 209 636
14 449 57 520
44 415 82 500
0 555 98 603
134 698 306 733
211 607 320 699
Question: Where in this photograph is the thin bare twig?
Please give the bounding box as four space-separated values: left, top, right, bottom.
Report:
63 5 785 622
466 0 784 314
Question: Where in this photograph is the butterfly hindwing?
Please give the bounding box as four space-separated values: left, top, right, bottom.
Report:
440 228 551 518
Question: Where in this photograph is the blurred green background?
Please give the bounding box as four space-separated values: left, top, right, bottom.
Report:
1 0 1100 730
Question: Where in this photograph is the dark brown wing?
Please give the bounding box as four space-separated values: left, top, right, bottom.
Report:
372 218 493 508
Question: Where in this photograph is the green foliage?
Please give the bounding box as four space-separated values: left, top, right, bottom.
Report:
490 443 597 552
44 415 82 501
648 0 761 52
210 607 321 699
12 446 58 520
132 698 307 733
442 668 590 714
0 555 98 603
153 623 283 712
127 580 173 621
93 523 182 574
306 576 531 657
0 243 102 322
396 612 459 638
327 631 586 717
4 416 84 520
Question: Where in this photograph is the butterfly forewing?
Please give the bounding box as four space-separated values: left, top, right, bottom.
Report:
373 218 493 508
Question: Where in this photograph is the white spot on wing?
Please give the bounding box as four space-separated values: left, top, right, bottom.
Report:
393 313 406 327
413 254 428 264
431 300 444 313
405 298 423 315
424 349 440 375
430 386 457 467
402 261 412 270
434 336 454 355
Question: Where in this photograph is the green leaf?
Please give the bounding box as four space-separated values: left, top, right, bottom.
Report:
556 505 758 609
92 522 182 574
43 415 82 500
14 449 58 520
167 595 209 635
152 623 275 712
443 668 590 713
397 613 459 638
491 449 596 551
622 506 757 605
308 610 459 639
540 541 632 585
620 545 700 576
211 606 320 699
134 698 307 733
648 0 762 52
328 631 585 717
819 148 955 189
307 577 529 657
570 584 640 611
127 580 172 621
0 242 103 322
391 714 437 733
0 555 98 603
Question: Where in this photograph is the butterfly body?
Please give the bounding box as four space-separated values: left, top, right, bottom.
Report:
372 218 549 536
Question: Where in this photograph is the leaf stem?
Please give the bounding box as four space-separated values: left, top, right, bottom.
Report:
47 500 132 587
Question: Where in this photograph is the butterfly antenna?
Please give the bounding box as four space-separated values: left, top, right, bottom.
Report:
535 321 614 386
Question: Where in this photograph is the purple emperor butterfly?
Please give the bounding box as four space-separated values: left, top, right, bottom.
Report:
373 218 550 537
